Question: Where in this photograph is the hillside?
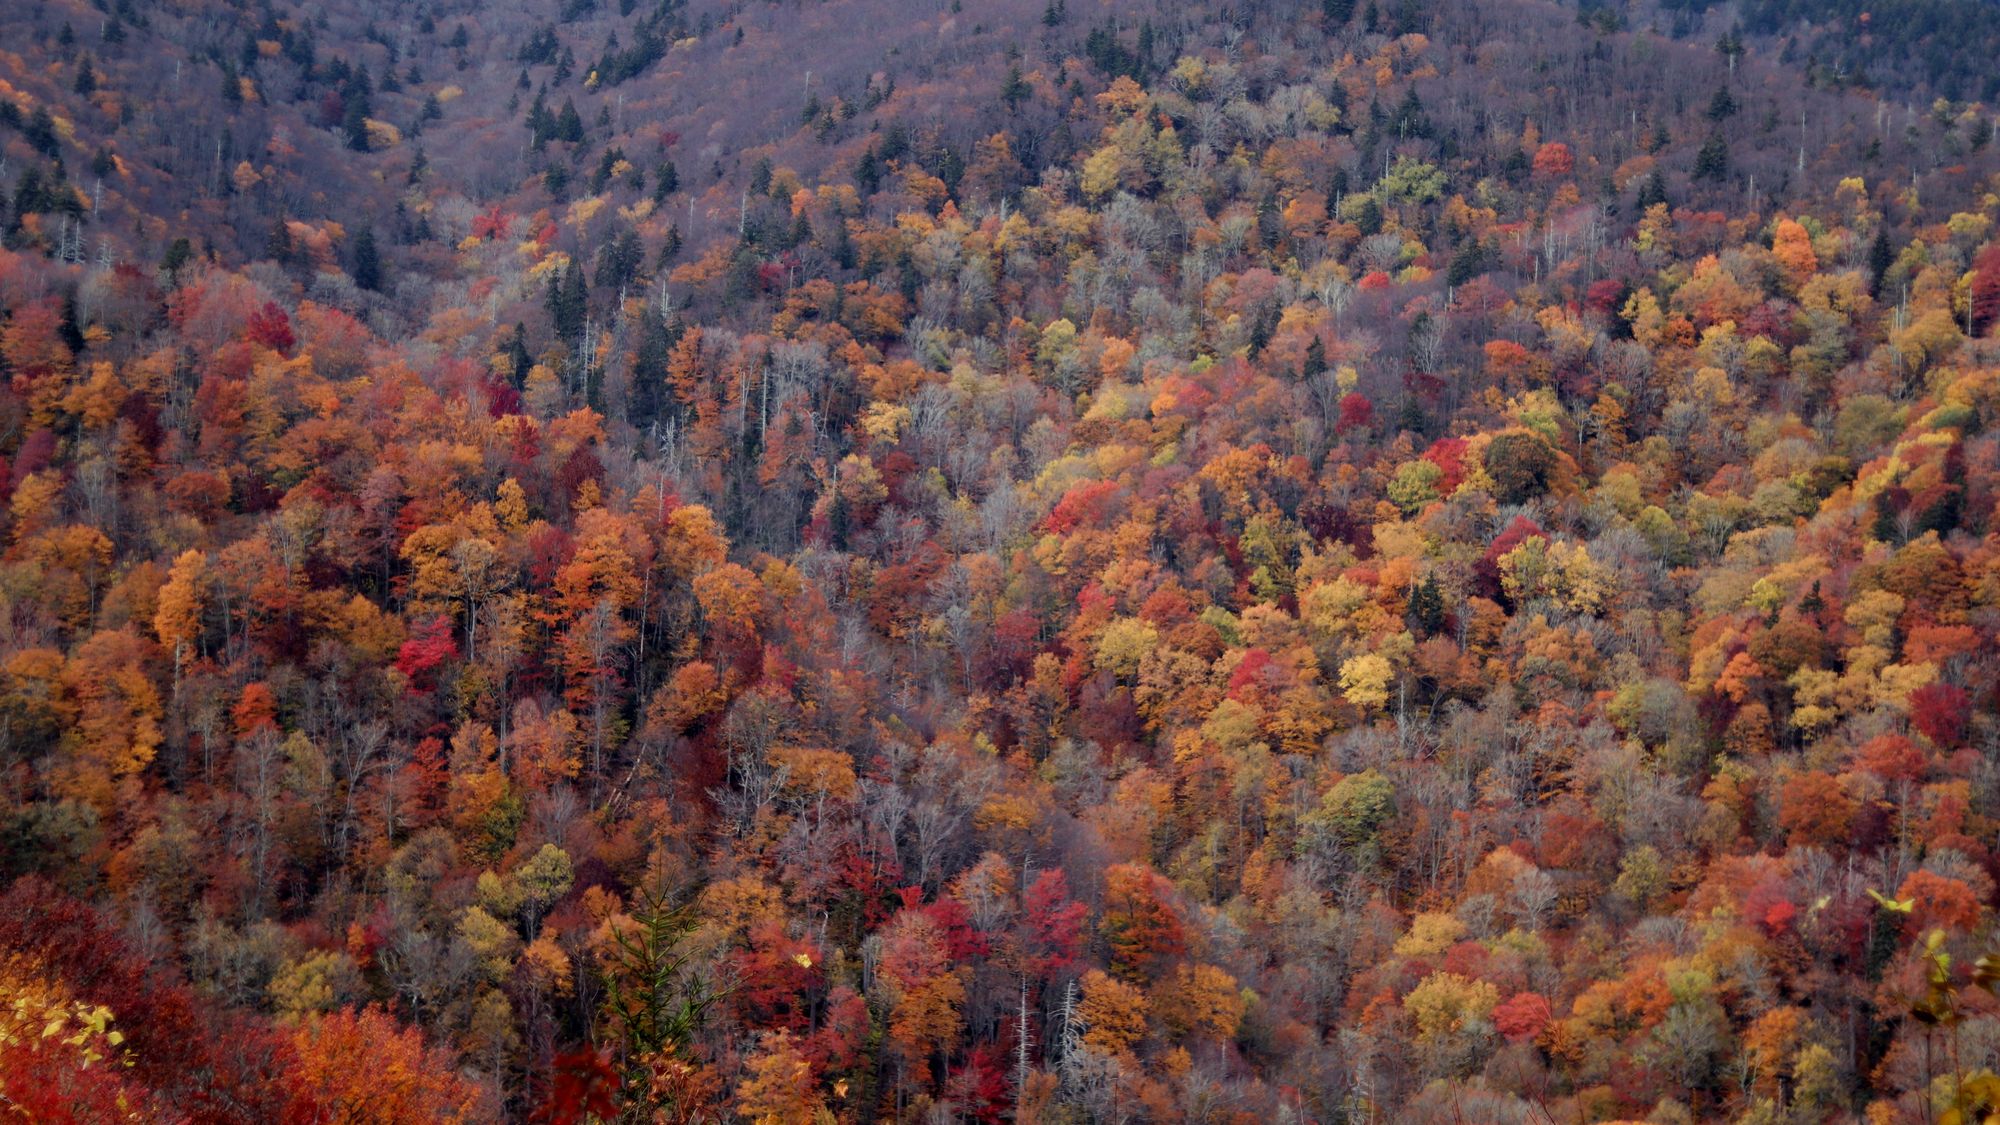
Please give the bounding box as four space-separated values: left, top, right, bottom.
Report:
1651 0 2000 103
2 0 2000 1121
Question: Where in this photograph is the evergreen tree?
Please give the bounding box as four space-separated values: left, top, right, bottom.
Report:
12 168 50 223
1706 85 1738 122
506 322 533 388
656 223 684 269
1247 304 1277 359
1392 87 1431 138
350 228 382 290
1868 227 1895 295
590 146 627 194
829 215 854 269
1446 239 1491 286
1971 116 1995 152
555 98 584 143
651 161 679 205
630 309 677 425
1407 574 1447 635
159 237 194 283
855 145 883 194
1001 62 1028 111
546 262 588 339
784 211 813 250
565 263 589 337
1636 169 1670 210
526 88 552 149
1693 131 1730 181
1716 28 1745 70
266 216 295 265
544 163 571 201
58 293 85 354
595 225 645 291
1324 0 1356 24
342 89 372 151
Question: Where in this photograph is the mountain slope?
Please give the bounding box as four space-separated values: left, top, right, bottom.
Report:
0 0 1998 1121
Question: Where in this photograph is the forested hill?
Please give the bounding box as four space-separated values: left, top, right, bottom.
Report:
1646 0 2000 104
1 0 2000 1120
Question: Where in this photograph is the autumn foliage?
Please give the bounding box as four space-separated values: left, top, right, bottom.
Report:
0 0 1996 1119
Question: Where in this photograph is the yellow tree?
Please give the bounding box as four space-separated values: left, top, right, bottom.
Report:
1078 969 1148 1056
56 629 163 812
735 1030 827 1123
153 549 208 690
1154 963 1245 1042
552 508 646 776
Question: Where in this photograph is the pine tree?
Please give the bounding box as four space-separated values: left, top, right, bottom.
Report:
545 270 565 340
1407 574 1447 634
266 217 294 265
1868 227 1895 295
855 146 883 194
656 224 684 269
160 237 194 283
1693 131 1730 181
1636 169 1669 210
1705 86 1738 122
630 310 676 425
342 94 371 151
506 323 533 388
1717 28 1745 71
350 228 382 291
1001 62 1028 111
1446 239 1491 286
526 88 551 149
595 226 645 291
651 161 679 205
555 98 584 143
597 892 715 1118
1323 0 1356 24
546 262 588 339
1393 87 1430 138
343 68 375 152
22 108 55 159
58 293 85 353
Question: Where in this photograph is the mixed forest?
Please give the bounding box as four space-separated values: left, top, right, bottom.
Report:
3 0 2000 1120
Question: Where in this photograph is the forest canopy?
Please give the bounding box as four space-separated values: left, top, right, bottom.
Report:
1 0 1999 1120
